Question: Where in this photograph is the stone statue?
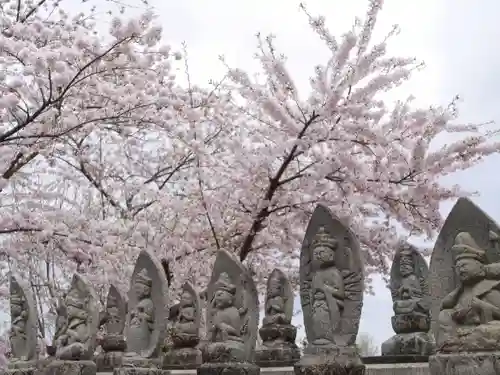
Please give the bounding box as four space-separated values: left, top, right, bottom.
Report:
120 250 168 373
295 204 365 375
381 243 435 356
428 198 500 375
198 249 259 375
6 274 38 375
163 281 202 369
43 274 99 375
256 268 300 367
96 284 128 372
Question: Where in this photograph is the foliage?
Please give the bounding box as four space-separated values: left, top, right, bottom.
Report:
0 0 498 345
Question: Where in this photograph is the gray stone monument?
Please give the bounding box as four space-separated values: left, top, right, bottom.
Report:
255 268 300 367
96 283 128 371
429 198 500 375
294 204 365 375
198 249 260 375
116 250 169 375
381 243 435 356
162 281 202 369
6 274 38 375
43 273 100 375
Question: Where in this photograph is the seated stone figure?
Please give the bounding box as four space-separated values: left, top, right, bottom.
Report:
55 287 91 359
172 287 199 347
204 272 246 362
437 231 500 352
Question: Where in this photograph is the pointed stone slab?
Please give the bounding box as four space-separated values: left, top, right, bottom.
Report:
266 268 294 323
106 284 128 335
299 204 364 347
9 273 38 361
429 197 500 342
125 250 169 358
205 249 259 362
390 243 430 312
182 281 201 332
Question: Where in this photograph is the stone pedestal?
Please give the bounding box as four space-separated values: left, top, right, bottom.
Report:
294 346 365 375
114 357 164 375
256 324 300 367
391 314 430 335
5 360 37 375
197 362 260 375
96 351 124 372
162 347 202 369
429 352 500 375
381 332 435 356
40 360 96 375
365 363 429 375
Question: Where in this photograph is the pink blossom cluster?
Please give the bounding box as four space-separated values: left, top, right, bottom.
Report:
0 0 498 343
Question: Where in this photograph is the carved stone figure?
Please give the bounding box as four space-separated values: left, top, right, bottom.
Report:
295 204 365 375
42 273 99 375
198 249 259 375
96 284 128 372
428 198 500 375
163 281 202 369
5 274 38 375
120 250 168 373
256 268 300 367
381 243 435 356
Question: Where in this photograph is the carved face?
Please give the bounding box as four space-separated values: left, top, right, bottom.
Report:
268 278 282 297
134 282 151 298
213 289 233 308
180 290 193 306
455 258 484 283
313 245 336 264
400 261 413 277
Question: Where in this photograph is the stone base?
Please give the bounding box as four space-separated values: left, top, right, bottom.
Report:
197 362 260 375
101 334 127 352
40 360 96 375
255 346 301 367
364 363 429 375
381 332 435 356
295 345 365 375
5 360 37 375
96 351 124 372
363 355 429 364
121 356 161 368
162 347 202 369
113 368 169 375
429 352 500 375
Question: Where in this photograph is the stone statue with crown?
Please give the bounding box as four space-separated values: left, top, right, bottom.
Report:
429 231 500 375
381 243 435 356
119 250 169 374
296 205 364 375
199 249 259 375
42 274 99 375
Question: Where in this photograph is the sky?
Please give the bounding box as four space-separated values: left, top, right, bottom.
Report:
3 0 499 354
146 0 500 352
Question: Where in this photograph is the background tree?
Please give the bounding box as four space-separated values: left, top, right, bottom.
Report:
356 332 378 356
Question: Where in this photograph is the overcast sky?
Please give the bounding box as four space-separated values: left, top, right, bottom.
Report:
147 0 500 351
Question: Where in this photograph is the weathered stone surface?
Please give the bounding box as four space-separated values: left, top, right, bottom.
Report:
40 360 96 375
299 204 364 348
113 368 167 375
101 334 127 352
163 347 202 369
106 284 128 336
203 249 259 364
432 230 500 351
6 360 36 375
9 274 38 362
390 314 430 334
296 204 364 375
364 363 429 375
294 346 365 375
429 197 500 342
53 274 99 360
125 250 169 359
198 362 260 375
381 332 435 356
429 352 500 375
257 268 300 367
363 355 429 364
96 350 124 372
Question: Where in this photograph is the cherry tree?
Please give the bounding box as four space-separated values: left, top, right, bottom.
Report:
1 0 499 348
